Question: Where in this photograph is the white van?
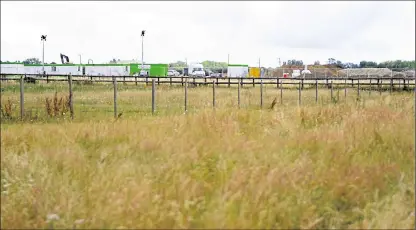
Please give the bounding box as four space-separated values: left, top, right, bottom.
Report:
188 63 205 77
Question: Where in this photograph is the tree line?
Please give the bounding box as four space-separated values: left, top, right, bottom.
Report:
284 58 415 69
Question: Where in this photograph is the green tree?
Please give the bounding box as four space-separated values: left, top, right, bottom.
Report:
22 58 41 64
328 58 336 65
201 60 227 68
169 61 187 68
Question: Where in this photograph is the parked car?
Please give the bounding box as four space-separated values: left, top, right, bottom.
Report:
167 69 180 76
205 69 213 77
139 70 148 77
210 72 222 78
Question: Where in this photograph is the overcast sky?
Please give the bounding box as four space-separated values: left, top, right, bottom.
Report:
1 1 415 67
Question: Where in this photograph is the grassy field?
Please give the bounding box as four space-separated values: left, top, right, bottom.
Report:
1 81 415 229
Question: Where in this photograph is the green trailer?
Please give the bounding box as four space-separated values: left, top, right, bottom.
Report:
129 63 169 77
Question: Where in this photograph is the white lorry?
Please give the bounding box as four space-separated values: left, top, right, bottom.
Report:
188 63 205 77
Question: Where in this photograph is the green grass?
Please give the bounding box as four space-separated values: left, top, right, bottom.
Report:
1 81 415 229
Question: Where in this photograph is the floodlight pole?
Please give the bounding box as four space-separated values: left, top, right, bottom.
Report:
141 30 145 70
42 40 45 73
41 35 46 75
141 35 143 69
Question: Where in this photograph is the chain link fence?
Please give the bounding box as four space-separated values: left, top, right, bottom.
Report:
259 67 415 79
168 66 415 79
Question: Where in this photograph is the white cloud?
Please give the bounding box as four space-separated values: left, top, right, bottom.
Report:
1 1 415 67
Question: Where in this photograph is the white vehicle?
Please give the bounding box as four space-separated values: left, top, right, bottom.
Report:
188 63 205 77
301 64 312 76
301 69 311 75
167 69 180 76
292 69 301 78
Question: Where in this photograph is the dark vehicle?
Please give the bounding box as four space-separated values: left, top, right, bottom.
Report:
205 69 214 77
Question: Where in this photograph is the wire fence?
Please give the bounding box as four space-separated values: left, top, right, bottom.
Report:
1 73 414 122
166 67 415 78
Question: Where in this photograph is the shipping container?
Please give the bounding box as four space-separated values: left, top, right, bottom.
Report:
228 64 249 78
0 62 26 75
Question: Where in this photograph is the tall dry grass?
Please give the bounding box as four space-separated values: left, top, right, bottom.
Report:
0 82 415 229
45 92 70 118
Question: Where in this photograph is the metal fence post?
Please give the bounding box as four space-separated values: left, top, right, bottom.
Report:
68 73 74 120
298 81 301 106
390 70 393 94
113 76 117 119
357 79 360 98
152 79 156 114
315 79 318 103
390 78 393 94
20 75 24 120
301 78 304 90
184 77 188 113
260 79 263 108
238 78 241 108
212 80 216 108
280 80 283 104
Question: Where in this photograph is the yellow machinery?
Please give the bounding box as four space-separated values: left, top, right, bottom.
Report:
249 67 260 78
